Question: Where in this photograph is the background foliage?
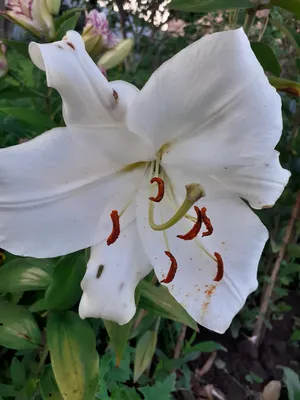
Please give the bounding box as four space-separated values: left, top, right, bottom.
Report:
0 0 300 399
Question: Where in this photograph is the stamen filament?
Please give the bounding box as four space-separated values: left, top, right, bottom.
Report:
149 183 205 231
161 251 178 283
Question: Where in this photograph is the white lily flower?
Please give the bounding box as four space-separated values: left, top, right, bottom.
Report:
0 29 290 333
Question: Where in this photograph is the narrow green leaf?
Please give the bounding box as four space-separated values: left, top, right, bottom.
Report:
0 259 52 293
10 357 27 390
251 42 281 77
269 77 300 97
0 108 55 129
104 320 133 367
270 19 300 57
139 281 198 331
1 40 29 58
47 311 99 400
0 87 37 100
40 366 64 400
44 253 85 311
169 0 253 12
187 340 227 353
0 298 41 350
270 0 300 19
56 13 81 39
279 366 300 400
134 331 157 382
54 8 84 30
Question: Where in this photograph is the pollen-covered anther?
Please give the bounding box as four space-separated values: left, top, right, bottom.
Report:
213 252 224 282
177 206 202 240
161 251 178 284
201 207 213 237
149 177 165 203
106 210 120 246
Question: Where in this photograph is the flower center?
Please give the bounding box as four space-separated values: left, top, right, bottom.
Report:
106 153 224 284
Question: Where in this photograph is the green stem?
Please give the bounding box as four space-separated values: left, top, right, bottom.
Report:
243 8 256 36
270 18 300 57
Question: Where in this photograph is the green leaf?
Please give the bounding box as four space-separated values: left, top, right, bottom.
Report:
44 253 85 311
270 19 300 57
54 8 84 30
270 0 300 19
39 366 64 400
56 13 81 40
47 311 99 400
269 77 300 97
290 330 300 341
0 108 55 129
104 320 133 367
139 281 198 331
280 263 300 275
187 340 227 353
169 0 253 12
0 259 52 293
251 42 281 77
10 357 27 390
1 40 30 58
0 298 41 350
0 87 37 100
279 366 300 400
134 331 157 382
0 384 18 398
138 373 176 400
287 244 300 257
111 386 140 400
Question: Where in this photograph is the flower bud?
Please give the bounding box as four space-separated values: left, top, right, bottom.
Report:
82 10 119 60
2 0 55 40
98 38 133 70
45 0 61 16
0 42 8 78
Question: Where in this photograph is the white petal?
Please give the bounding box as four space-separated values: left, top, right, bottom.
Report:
29 31 139 126
136 173 268 333
0 127 146 257
79 221 151 324
127 28 281 151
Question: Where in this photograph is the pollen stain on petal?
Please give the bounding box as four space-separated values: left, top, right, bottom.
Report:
113 90 119 102
66 42 75 50
177 205 202 240
161 251 178 284
96 264 104 278
107 210 120 246
201 207 213 237
149 177 165 203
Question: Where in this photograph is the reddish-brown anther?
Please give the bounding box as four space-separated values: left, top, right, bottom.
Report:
161 251 178 284
213 252 224 282
149 177 165 203
177 205 202 240
106 210 120 246
201 207 213 237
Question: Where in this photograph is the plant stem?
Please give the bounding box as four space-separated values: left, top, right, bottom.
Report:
243 8 256 36
173 324 187 359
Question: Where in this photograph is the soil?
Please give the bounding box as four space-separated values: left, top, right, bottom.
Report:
176 293 300 400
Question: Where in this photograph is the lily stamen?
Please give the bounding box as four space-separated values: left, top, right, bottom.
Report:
161 251 178 283
149 177 165 203
201 207 213 237
177 205 202 241
106 210 120 246
213 252 224 282
149 183 205 232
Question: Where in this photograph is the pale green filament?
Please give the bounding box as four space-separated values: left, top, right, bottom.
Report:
148 183 205 231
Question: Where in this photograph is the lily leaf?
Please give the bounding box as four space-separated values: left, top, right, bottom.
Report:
0 298 41 350
55 13 81 40
139 280 198 331
0 108 55 130
47 311 99 400
169 0 254 12
134 330 157 382
270 0 300 19
269 77 300 97
251 42 281 77
39 366 64 400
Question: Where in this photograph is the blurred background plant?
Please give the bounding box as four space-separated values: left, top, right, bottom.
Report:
0 0 300 399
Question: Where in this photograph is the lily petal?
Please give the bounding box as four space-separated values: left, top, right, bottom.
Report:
79 221 151 324
127 28 281 152
0 127 145 257
136 175 268 333
29 31 138 126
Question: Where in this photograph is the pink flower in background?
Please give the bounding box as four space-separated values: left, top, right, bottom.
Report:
84 10 119 49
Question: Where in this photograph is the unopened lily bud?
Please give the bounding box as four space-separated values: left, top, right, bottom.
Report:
82 10 119 60
98 38 133 70
262 381 281 400
45 0 61 16
2 0 55 40
0 42 8 78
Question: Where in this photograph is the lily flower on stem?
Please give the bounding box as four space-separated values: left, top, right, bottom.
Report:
0 29 290 333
